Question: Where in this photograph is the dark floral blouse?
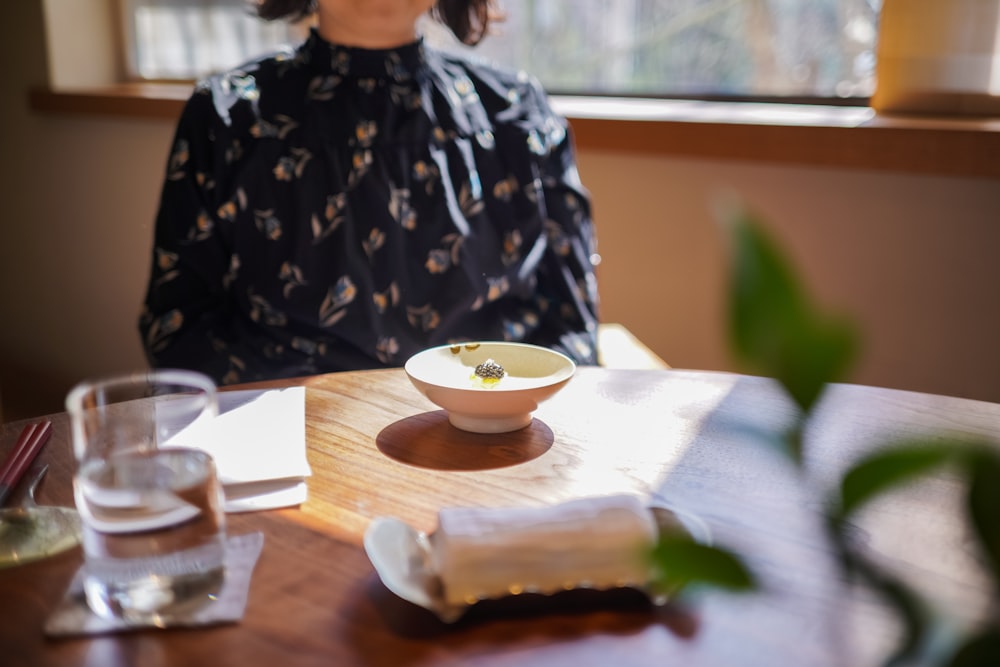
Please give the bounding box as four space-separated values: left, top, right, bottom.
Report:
139 28 600 386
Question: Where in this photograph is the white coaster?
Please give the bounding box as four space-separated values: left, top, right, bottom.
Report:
44 532 264 638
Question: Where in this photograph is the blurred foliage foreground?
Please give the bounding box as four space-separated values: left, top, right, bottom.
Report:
648 202 1000 667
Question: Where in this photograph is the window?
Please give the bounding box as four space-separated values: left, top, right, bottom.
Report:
123 0 309 80
122 0 880 104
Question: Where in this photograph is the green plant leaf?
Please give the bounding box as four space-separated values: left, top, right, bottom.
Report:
777 315 856 416
722 206 856 416
837 442 955 518
846 555 959 667
947 628 1000 667
966 450 1000 592
716 200 1000 667
648 535 756 595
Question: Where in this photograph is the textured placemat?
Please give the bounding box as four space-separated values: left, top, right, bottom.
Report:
44 531 264 638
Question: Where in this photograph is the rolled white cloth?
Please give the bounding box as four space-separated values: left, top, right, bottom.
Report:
430 494 658 606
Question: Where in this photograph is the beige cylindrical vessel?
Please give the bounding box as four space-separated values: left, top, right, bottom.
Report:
872 0 1000 115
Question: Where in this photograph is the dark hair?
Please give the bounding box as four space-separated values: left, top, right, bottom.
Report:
256 0 494 46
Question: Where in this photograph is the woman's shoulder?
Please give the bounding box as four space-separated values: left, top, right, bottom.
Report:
184 43 309 128
428 46 543 93
424 46 558 123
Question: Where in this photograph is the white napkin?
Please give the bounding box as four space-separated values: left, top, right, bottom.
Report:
163 387 311 513
430 494 657 606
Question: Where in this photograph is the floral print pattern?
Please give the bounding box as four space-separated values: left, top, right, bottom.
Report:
139 28 599 385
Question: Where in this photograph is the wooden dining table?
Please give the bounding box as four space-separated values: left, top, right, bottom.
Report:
1 366 998 667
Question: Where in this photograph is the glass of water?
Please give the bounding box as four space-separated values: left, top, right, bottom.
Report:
65 369 226 624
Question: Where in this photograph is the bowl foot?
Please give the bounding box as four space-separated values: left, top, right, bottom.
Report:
448 412 533 434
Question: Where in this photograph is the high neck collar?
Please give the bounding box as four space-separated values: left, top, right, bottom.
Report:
301 27 426 82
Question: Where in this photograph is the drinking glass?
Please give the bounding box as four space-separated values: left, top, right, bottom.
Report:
65 369 226 623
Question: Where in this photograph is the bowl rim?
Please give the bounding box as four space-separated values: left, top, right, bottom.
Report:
403 341 576 392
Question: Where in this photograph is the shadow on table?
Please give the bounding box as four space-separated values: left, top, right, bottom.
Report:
363 572 699 638
375 410 554 470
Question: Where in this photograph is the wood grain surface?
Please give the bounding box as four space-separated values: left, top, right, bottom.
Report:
1 367 998 667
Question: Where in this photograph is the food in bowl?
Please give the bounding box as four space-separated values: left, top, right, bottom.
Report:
472 359 506 387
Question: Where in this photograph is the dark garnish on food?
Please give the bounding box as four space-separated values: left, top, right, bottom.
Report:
474 359 505 380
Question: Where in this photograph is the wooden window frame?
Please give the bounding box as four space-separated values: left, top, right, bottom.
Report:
27 82 1000 180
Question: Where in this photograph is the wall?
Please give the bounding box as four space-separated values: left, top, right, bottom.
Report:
2 2 999 421
0 0 168 419
582 153 1000 403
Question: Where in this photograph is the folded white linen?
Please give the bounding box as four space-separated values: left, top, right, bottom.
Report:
163 387 311 512
222 479 308 513
430 494 657 606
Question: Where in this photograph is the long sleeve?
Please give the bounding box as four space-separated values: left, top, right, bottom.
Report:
539 118 599 364
138 89 296 385
511 77 600 365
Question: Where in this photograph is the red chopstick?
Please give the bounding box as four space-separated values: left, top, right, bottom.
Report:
0 421 53 507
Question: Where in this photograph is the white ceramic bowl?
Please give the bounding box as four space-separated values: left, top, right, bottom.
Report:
404 342 576 433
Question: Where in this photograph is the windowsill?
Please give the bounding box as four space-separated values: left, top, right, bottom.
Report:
27 83 1000 180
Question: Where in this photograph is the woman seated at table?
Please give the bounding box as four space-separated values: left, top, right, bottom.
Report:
138 0 600 386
